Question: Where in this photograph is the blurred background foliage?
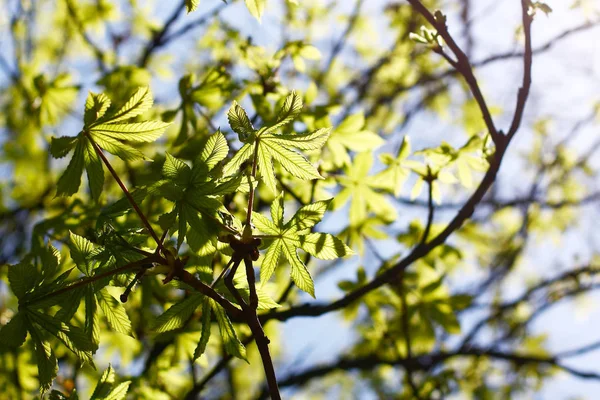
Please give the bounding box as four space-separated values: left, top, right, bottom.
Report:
1 0 600 399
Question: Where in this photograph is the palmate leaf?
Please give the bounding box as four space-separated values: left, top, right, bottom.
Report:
223 92 331 193
96 288 133 337
333 151 398 227
373 135 411 196
160 134 242 254
151 293 204 333
52 87 169 200
325 113 384 169
69 231 102 276
253 194 353 297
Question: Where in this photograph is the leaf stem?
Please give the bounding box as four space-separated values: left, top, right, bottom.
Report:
245 140 261 228
86 132 165 253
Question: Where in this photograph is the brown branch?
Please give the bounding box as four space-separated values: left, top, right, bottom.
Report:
138 0 187 67
407 0 500 144
506 0 533 140
65 0 107 72
265 347 600 393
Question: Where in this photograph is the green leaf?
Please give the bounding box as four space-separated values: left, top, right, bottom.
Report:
50 136 78 158
90 133 147 161
69 231 99 276
193 297 212 360
0 312 28 347
228 101 255 142
186 0 199 13
102 86 153 124
326 113 384 168
90 121 170 143
245 0 266 22
90 364 116 399
222 143 253 177
152 293 204 333
85 288 100 347
257 142 277 192
262 127 331 150
282 240 314 297
31 332 58 393
200 129 229 170
83 139 104 201
254 197 352 296
8 262 38 299
84 92 111 126
263 91 303 134
96 288 134 337
163 153 191 185
298 233 354 260
260 238 283 285
56 137 85 197
211 299 246 360
105 382 131 400
287 199 331 233
262 140 322 180
334 151 397 226
90 373 131 400
27 309 96 364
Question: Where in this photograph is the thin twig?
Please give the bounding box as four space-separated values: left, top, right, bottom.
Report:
407 0 501 144
138 0 187 67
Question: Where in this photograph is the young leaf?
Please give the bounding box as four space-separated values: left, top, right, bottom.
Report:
8 262 38 299
90 365 130 400
211 299 246 360
223 92 328 193
69 231 100 276
104 382 131 400
325 113 384 168
0 312 28 347
83 139 104 201
90 121 170 143
27 309 97 364
102 86 153 124
263 90 303 135
200 129 229 170
50 136 78 158
84 92 111 126
31 332 58 393
373 136 411 196
90 364 116 399
55 137 85 197
193 297 212 360
152 293 204 333
333 152 398 226
253 194 353 297
96 288 134 337
228 101 255 142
